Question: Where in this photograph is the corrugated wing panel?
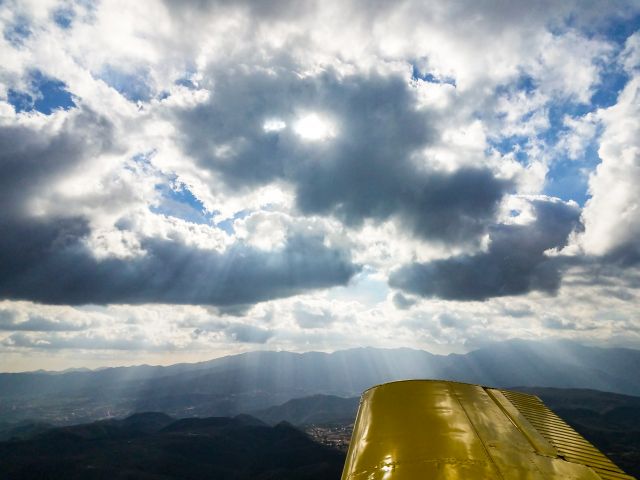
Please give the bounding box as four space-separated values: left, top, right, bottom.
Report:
499 389 634 480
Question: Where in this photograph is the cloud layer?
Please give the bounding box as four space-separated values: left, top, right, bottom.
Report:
390 198 581 300
0 0 639 367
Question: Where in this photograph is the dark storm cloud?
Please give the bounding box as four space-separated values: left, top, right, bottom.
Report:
173 68 511 244
561 259 640 295
390 198 582 300
0 109 115 217
0 107 358 306
0 216 358 305
602 243 640 267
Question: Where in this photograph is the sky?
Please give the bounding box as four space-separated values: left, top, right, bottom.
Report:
1 0 640 372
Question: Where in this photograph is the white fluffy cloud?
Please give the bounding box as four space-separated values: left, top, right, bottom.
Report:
578 76 640 259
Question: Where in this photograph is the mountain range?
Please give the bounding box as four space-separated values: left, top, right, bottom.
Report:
1 339 639 425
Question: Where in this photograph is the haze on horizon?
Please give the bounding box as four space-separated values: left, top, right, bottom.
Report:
1 0 640 372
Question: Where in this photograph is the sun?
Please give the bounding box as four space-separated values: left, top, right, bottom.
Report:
293 113 336 141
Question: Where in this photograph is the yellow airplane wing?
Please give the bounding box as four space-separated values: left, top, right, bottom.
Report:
341 380 634 479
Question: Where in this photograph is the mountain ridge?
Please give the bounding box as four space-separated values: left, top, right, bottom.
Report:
1 339 639 425
0 412 345 479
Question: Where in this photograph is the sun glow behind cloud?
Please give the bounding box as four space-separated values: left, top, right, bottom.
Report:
0 0 639 370
294 113 336 141
263 118 286 132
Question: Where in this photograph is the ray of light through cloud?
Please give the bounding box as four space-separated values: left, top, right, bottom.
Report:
0 0 639 371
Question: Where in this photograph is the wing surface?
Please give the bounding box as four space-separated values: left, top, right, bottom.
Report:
341 380 634 480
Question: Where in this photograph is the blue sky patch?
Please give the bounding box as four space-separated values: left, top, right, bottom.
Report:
589 13 640 46
540 101 592 146
7 71 76 115
411 64 456 86
7 90 33 113
100 66 153 102
151 181 214 225
590 63 629 109
544 143 600 205
488 135 529 164
494 74 537 97
175 77 197 89
216 210 250 235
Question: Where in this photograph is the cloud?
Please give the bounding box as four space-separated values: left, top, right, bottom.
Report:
160 0 313 21
437 312 471 329
0 107 116 218
390 197 582 300
156 0 626 96
184 316 274 343
171 67 511 246
0 310 88 331
0 215 358 305
1 0 640 365
0 104 358 307
225 323 273 344
542 315 579 331
499 304 534 318
2 332 175 351
392 292 417 310
293 304 334 329
577 73 640 263
621 32 640 73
